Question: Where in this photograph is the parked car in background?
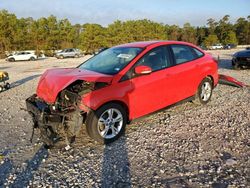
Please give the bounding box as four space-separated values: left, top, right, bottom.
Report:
94 47 109 55
224 44 237 49
232 49 250 69
6 51 37 62
55 48 82 59
208 44 224 50
26 41 218 146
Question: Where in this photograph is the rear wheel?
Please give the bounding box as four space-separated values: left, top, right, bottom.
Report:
233 61 241 70
59 55 64 59
30 57 36 61
86 103 127 144
193 77 213 105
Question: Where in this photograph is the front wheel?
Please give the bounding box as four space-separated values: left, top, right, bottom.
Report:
193 78 213 105
86 103 127 144
233 61 241 70
9 58 15 62
4 83 10 90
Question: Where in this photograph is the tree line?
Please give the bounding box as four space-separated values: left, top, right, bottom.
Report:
0 9 249 57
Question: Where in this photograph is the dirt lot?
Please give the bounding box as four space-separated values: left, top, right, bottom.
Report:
0 50 249 187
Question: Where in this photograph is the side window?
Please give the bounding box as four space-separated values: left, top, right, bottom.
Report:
136 46 170 72
171 45 196 64
120 46 172 82
192 48 204 58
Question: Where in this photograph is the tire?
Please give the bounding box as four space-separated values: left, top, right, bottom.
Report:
86 103 127 144
9 58 15 62
74 54 79 58
59 55 64 59
192 77 213 105
30 57 35 61
4 83 10 90
0 85 3 92
233 61 241 70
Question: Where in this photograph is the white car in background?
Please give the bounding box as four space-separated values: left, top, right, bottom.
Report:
6 51 37 62
208 44 224 50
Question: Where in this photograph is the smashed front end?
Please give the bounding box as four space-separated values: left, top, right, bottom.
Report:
26 80 95 147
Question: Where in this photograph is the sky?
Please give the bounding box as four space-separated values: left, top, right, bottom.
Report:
0 0 249 26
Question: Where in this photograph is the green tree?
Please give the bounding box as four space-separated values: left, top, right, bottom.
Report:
224 31 237 45
166 25 181 41
235 17 250 45
204 34 219 46
196 26 207 45
207 18 218 35
0 10 18 55
180 23 197 44
215 15 234 44
79 24 107 53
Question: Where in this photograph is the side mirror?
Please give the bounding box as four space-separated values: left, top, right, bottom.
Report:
135 65 152 75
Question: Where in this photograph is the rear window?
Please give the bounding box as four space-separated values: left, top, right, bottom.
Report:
171 45 204 65
171 45 196 64
192 48 204 58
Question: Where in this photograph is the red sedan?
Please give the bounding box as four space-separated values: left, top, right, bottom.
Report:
26 41 218 146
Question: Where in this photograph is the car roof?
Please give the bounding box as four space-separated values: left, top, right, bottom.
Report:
115 40 198 48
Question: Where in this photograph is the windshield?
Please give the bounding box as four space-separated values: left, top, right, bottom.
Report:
79 47 143 75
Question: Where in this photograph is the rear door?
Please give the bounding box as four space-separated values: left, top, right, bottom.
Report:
168 44 203 101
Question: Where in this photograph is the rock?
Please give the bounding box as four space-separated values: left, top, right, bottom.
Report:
225 159 237 166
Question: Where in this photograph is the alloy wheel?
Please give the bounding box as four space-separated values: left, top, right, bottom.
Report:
97 108 123 139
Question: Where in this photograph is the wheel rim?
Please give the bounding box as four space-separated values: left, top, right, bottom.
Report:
97 108 123 139
200 82 212 101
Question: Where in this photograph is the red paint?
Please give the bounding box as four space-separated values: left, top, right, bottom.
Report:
135 65 152 74
36 68 113 103
219 74 247 88
36 41 219 120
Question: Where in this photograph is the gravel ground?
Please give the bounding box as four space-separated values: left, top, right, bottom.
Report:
0 50 249 187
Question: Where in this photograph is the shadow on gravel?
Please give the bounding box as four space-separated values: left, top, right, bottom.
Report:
11 74 41 88
0 66 10 70
0 150 13 187
101 136 131 187
10 146 48 187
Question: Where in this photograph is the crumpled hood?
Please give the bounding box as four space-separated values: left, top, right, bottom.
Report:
36 68 113 103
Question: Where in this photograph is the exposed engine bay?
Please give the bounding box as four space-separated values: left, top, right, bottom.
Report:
26 80 107 148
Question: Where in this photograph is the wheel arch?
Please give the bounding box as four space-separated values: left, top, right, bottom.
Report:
96 100 130 122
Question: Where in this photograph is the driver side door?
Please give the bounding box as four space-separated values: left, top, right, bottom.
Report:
127 46 173 119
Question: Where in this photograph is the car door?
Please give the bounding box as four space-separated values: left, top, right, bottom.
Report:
124 46 175 119
168 44 202 101
23 52 31 60
15 52 25 61
67 49 74 57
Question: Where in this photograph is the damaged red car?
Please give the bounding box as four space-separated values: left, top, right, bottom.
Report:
26 41 218 146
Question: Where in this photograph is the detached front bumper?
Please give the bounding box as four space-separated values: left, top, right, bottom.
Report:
26 94 63 126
